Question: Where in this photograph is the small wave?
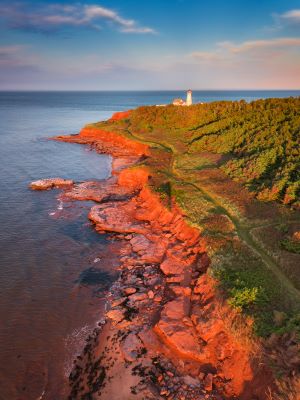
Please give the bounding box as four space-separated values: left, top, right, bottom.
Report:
36 390 45 400
57 200 64 211
63 324 92 377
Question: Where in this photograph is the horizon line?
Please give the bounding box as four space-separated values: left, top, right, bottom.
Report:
0 89 300 92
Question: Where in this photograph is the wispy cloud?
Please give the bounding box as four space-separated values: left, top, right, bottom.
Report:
279 9 300 24
189 51 221 62
0 3 156 34
188 36 300 88
0 45 40 67
191 37 300 62
219 37 300 54
267 9 300 33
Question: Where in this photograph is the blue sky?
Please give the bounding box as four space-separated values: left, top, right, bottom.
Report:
0 0 299 89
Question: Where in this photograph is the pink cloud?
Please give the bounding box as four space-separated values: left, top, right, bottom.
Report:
220 37 300 53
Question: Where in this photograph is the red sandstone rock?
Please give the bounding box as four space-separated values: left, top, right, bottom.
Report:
171 286 192 297
30 178 73 190
109 110 132 121
128 292 148 303
63 180 134 202
129 234 166 264
121 333 143 362
111 297 127 307
106 309 125 324
204 373 213 391
123 287 137 295
55 126 149 158
160 256 185 276
154 296 208 362
183 375 199 386
118 167 150 190
89 202 147 235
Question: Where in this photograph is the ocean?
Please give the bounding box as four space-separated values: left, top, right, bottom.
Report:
0 90 299 399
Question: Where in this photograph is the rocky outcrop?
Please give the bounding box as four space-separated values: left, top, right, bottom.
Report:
54 126 148 159
30 178 73 190
109 110 132 121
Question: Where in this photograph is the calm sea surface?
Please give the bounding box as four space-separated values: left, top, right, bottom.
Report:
0 90 299 399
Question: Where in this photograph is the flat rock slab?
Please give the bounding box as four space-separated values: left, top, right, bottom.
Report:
154 297 207 362
30 178 73 190
106 309 125 324
64 180 135 202
160 256 186 276
89 202 147 235
130 234 167 264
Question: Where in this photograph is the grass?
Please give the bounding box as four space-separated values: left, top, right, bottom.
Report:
281 238 300 254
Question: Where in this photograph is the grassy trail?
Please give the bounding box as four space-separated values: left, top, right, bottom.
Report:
127 130 300 306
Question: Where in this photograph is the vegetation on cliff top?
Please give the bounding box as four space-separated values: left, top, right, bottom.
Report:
128 97 300 206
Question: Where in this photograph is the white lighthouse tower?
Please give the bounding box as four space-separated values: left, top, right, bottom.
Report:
186 90 192 106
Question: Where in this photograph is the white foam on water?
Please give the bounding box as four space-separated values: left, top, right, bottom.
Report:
63 324 92 378
36 389 45 400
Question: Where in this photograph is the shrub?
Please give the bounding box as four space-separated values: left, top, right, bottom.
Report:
228 287 261 311
280 238 300 254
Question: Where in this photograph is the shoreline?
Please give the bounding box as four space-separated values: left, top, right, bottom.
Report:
32 112 275 399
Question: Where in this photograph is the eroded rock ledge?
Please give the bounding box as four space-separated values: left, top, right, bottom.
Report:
30 177 73 190
31 115 274 400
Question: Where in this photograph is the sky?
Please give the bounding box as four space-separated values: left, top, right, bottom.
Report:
0 0 299 90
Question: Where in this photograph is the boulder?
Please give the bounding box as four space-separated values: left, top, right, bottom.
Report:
130 234 166 263
154 297 207 362
121 333 143 362
123 287 137 295
183 375 200 386
160 257 185 276
106 309 125 324
128 292 148 302
204 373 213 391
111 297 127 307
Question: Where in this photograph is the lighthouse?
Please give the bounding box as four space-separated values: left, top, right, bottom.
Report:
186 90 192 106
171 90 193 106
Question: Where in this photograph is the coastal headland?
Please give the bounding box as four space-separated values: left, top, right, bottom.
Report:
31 99 300 399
